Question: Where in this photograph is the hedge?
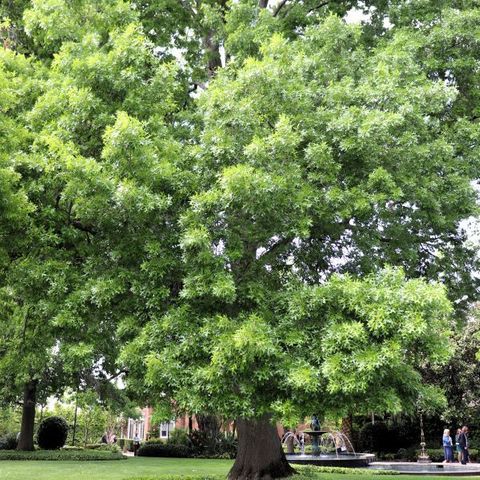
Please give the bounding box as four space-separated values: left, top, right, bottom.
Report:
145 438 166 445
295 466 400 476
425 448 478 462
378 447 479 462
85 443 121 453
137 443 191 458
0 449 125 461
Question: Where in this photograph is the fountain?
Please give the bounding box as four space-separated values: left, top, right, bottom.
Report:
417 413 431 463
284 416 375 467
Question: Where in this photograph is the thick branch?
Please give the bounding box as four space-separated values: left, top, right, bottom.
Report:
272 0 289 17
71 220 96 235
307 0 330 14
261 237 292 259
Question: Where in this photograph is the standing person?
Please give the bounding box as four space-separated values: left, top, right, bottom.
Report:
455 428 462 463
442 429 453 463
458 426 469 464
133 432 141 456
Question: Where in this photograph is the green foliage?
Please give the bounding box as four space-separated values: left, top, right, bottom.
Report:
44 394 124 447
142 266 452 422
378 447 478 463
137 443 191 458
130 11 472 430
358 423 389 453
119 438 133 451
424 449 478 462
187 430 237 459
295 466 400 476
0 433 18 450
0 407 21 437
144 438 166 445
139 431 237 459
0 0 189 449
0 449 125 461
85 443 121 453
167 429 190 447
37 416 69 450
427 312 480 426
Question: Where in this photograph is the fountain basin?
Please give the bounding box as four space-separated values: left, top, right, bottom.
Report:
287 453 376 468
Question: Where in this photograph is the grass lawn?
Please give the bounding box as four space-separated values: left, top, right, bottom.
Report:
1 457 480 480
0 457 232 480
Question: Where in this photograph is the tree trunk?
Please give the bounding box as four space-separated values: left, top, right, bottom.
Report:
197 414 221 436
72 394 79 446
17 380 37 451
228 415 295 480
196 414 221 453
202 31 222 78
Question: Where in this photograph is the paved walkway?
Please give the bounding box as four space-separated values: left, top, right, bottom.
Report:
370 461 480 476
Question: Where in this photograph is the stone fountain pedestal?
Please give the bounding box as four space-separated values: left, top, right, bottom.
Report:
417 442 432 463
303 429 329 456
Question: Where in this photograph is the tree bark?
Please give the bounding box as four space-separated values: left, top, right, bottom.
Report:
202 31 222 78
72 393 79 446
17 380 37 451
197 414 221 436
228 415 295 480
188 415 193 434
196 414 221 452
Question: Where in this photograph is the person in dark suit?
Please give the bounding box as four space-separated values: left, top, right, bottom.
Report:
458 426 469 464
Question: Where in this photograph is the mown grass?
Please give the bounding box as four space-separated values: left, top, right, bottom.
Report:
0 457 478 480
0 457 232 480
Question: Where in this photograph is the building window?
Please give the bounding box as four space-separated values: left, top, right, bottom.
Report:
159 421 175 439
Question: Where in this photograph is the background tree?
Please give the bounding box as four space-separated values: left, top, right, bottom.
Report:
0 0 199 450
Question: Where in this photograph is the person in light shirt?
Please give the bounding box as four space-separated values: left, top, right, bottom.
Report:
442 429 453 463
133 432 141 456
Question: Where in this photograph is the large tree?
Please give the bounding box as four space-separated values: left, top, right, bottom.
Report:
0 1 189 449
121 16 477 478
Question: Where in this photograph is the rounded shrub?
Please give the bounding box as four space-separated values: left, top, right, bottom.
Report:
37 416 69 450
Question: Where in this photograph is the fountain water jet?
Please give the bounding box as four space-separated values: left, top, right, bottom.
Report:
283 418 375 467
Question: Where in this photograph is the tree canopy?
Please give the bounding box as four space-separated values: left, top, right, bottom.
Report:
0 1 479 478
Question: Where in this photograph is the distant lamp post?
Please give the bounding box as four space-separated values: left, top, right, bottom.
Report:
417 413 431 463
